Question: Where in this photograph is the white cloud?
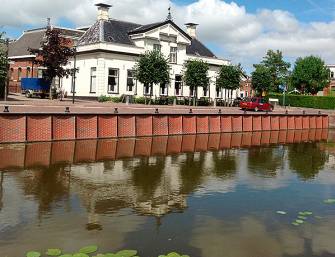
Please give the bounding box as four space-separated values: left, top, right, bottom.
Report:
2 0 335 71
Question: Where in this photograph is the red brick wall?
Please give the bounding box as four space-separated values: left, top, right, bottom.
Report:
76 115 98 139
0 114 330 143
26 115 52 142
53 115 75 140
0 115 26 143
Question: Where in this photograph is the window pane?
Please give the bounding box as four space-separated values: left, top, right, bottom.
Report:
108 69 118 92
91 77 96 92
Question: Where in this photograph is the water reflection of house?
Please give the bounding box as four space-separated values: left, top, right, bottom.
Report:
68 155 188 222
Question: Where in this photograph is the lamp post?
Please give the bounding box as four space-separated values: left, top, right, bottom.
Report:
72 46 77 104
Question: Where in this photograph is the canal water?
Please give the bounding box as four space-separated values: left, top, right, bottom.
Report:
0 130 335 257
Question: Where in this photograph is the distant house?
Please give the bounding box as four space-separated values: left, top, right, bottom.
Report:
61 3 234 100
8 27 85 93
323 64 335 96
239 75 254 98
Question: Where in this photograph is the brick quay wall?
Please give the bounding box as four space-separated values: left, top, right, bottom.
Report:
0 112 330 144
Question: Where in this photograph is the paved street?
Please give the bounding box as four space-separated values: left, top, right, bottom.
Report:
0 93 333 115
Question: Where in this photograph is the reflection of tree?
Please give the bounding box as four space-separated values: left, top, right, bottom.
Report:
131 157 165 201
21 165 70 215
180 153 205 194
212 150 237 179
288 143 328 180
248 147 282 177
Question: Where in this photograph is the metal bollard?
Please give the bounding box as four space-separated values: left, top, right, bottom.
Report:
114 107 119 114
3 106 9 113
155 108 159 114
65 107 70 113
189 109 193 114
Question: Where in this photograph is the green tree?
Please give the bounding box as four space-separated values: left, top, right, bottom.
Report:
29 27 75 99
251 64 272 96
0 32 9 99
134 50 170 101
291 56 330 94
183 59 209 105
261 50 291 92
216 64 242 104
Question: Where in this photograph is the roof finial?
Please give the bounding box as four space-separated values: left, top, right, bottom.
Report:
166 6 173 21
47 18 51 29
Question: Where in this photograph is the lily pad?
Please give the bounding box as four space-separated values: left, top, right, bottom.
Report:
59 255 72 257
73 254 89 257
104 254 117 257
276 211 287 215
116 250 138 257
298 216 307 220
46 249 62 256
324 199 335 204
292 222 300 226
79 245 98 254
167 252 181 257
296 219 304 224
27 252 41 257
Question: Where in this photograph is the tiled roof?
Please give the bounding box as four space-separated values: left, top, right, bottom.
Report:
78 19 216 58
187 38 216 58
8 27 85 58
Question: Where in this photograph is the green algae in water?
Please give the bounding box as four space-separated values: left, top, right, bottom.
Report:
79 246 98 255
27 252 41 257
46 249 62 256
276 211 287 215
324 199 335 204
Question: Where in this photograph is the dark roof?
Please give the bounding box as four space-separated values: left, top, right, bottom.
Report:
78 19 216 59
8 30 45 57
186 38 216 58
129 20 192 41
8 27 84 58
78 19 141 46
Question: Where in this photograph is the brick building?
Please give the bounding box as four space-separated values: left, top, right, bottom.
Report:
323 64 335 96
239 76 254 98
8 27 85 93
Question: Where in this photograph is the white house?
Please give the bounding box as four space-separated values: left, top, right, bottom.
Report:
63 3 236 100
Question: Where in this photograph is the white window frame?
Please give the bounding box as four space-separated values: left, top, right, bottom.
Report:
175 75 183 96
153 44 161 52
108 68 119 94
90 67 97 93
160 83 168 96
170 47 177 64
126 69 137 94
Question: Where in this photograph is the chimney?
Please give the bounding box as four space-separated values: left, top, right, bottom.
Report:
185 23 199 38
95 3 112 21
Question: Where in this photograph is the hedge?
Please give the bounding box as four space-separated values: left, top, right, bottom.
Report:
267 93 335 109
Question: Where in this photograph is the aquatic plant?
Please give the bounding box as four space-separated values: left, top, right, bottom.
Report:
26 246 189 257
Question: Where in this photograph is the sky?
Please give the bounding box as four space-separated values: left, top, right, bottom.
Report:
1 0 335 73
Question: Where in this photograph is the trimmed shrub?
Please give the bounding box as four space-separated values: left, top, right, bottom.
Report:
134 96 147 104
98 95 121 103
98 95 112 102
267 93 335 109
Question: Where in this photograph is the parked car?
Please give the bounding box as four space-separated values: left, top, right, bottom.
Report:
239 97 274 112
233 97 243 107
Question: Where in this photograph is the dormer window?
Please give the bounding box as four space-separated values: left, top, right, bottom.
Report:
170 47 177 64
153 44 161 52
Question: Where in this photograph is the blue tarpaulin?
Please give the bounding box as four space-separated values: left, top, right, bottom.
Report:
21 78 51 91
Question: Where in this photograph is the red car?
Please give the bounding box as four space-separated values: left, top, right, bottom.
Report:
239 97 274 112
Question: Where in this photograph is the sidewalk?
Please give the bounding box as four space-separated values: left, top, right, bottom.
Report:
0 93 333 115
